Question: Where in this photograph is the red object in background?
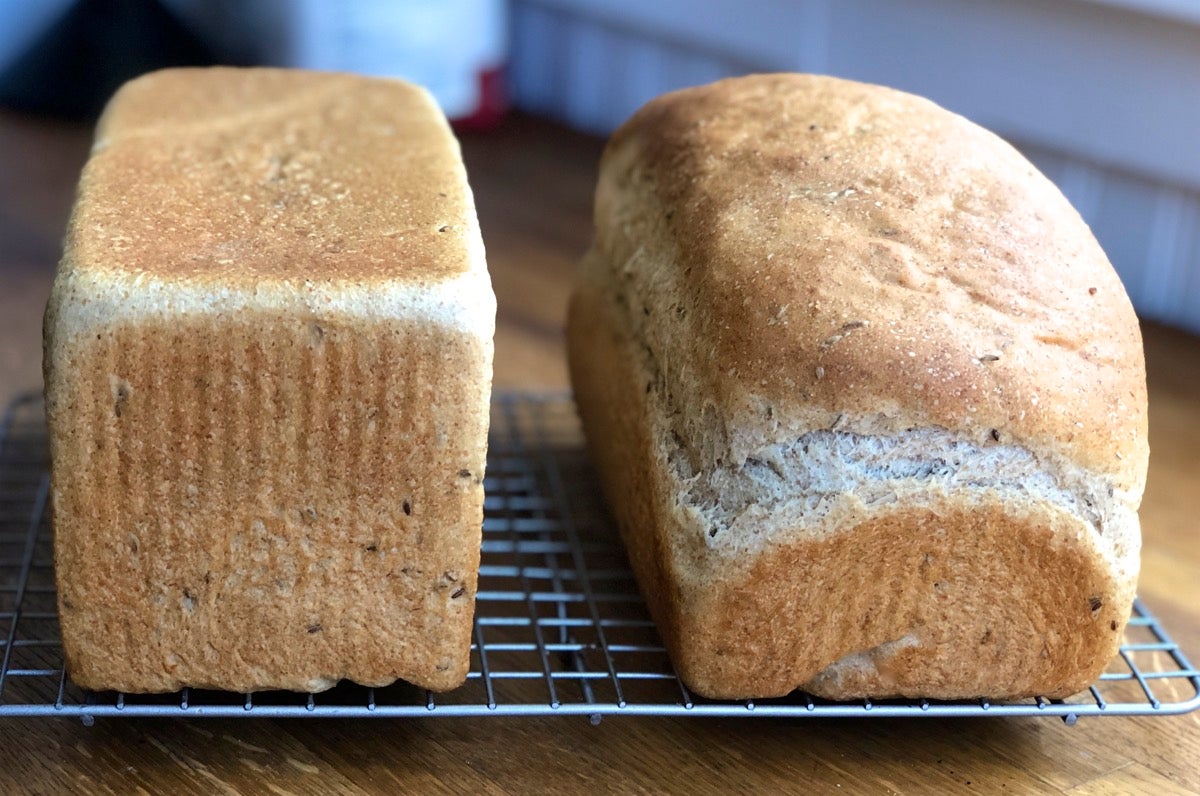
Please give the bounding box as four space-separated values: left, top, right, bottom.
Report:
454 66 507 131
268 0 509 131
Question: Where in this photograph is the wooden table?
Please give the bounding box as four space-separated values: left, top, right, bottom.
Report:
1 109 1197 795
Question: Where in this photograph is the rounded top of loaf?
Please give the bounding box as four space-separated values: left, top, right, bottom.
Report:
597 73 1147 493
63 67 483 286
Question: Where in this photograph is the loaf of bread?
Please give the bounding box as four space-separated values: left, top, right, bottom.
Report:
44 68 495 693
568 74 1148 701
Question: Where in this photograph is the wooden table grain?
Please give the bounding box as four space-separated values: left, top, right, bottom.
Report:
0 109 1197 795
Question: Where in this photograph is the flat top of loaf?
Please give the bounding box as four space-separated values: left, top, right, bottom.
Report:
66 67 478 285
598 73 1147 487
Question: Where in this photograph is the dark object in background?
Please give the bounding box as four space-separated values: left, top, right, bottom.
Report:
0 0 215 118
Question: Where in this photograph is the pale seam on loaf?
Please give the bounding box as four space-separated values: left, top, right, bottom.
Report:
611 234 1139 577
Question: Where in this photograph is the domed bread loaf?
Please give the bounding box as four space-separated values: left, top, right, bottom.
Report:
568 73 1147 700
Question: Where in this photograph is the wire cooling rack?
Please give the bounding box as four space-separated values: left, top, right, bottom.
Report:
1 391 1197 724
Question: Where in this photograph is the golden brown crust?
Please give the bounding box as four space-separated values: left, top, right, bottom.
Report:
568 257 686 673
51 315 488 693
708 503 1124 700
599 73 1147 492
570 73 1147 700
45 68 494 693
70 67 475 284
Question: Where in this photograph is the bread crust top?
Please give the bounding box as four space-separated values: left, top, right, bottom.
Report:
597 73 1147 492
66 67 478 285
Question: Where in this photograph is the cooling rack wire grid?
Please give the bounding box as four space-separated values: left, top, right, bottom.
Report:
1 392 1197 724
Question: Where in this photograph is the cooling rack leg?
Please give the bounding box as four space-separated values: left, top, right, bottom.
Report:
80 714 94 727
1062 713 1078 726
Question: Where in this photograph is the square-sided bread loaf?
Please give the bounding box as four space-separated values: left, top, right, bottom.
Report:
44 68 495 693
568 74 1148 701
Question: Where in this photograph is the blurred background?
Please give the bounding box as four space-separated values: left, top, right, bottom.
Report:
1 0 1198 335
